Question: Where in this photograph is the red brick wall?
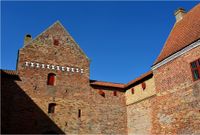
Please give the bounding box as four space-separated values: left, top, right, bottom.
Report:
1 22 127 134
152 46 200 134
2 21 199 134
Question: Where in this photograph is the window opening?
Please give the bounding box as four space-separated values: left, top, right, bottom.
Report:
48 103 56 113
113 91 117 96
191 59 200 81
131 88 134 94
98 90 105 98
53 39 59 46
47 73 56 86
78 109 81 118
142 82 146 90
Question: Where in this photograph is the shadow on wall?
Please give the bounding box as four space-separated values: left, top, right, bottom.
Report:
1 71 65 134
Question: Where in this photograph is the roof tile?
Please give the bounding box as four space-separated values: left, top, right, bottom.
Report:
154 4 200 65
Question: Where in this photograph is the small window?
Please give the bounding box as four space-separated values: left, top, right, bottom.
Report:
113 91 117 96
191 59 200 81
78 109 81 118
48 103 56 113
98 90 105 98
142 82 146 90
53 39 59 46
47 73 56 86
131 88 134 94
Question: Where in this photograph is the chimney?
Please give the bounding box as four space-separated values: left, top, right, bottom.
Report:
24 34 32 46
174 8 186 23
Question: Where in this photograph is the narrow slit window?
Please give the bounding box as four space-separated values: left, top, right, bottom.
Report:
113 91 117 96
191 59 200 81
142 82 146 90
47 73 56 86
48 103 56 113
78 109 81 118
131 88 134 94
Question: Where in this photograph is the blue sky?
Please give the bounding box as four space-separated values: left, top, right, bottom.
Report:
1 1 199 83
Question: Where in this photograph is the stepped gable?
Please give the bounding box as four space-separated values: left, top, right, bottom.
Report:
154 4 200 65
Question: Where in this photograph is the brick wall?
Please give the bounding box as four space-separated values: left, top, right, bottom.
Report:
1 22 127 134
152 46 200 134
125 76 156 134
2 20 199 135
127 96 154 134
125 77 156 105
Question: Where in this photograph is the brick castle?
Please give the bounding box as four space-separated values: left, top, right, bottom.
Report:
1 4 200 134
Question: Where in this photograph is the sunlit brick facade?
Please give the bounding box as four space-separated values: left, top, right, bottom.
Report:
1 4 200 134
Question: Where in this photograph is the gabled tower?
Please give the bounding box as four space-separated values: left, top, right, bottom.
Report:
17 21 90 88
15 21 92 133
1 21 127 134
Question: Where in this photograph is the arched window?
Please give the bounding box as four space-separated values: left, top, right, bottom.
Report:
48 103 56 113
47 73 56 86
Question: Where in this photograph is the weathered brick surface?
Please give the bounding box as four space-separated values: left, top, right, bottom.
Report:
127 97 154 134
1 77 65 134
2 20 200 135
125 77 155 134
2 22 127 134
152 46 200 134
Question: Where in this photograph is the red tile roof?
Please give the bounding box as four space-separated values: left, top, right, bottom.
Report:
1 69 17 76
1 69 20 80
90 80 125 88
154 4 200 65
90 71 153 89
125 71 153 88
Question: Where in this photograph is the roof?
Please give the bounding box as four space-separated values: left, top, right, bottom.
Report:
125 71 153 88
90 80 125 89
1 69 17 76
1 69 20 80
90 71 153 89
154 4 200 65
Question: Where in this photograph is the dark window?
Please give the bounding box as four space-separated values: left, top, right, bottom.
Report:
191 59 200 81
131 88 134 94
47 73 56 86
99 90 105 98
78 109 81 118
48 103 56 113
53 39 59 46
113 91 117 96
142 82 146 90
